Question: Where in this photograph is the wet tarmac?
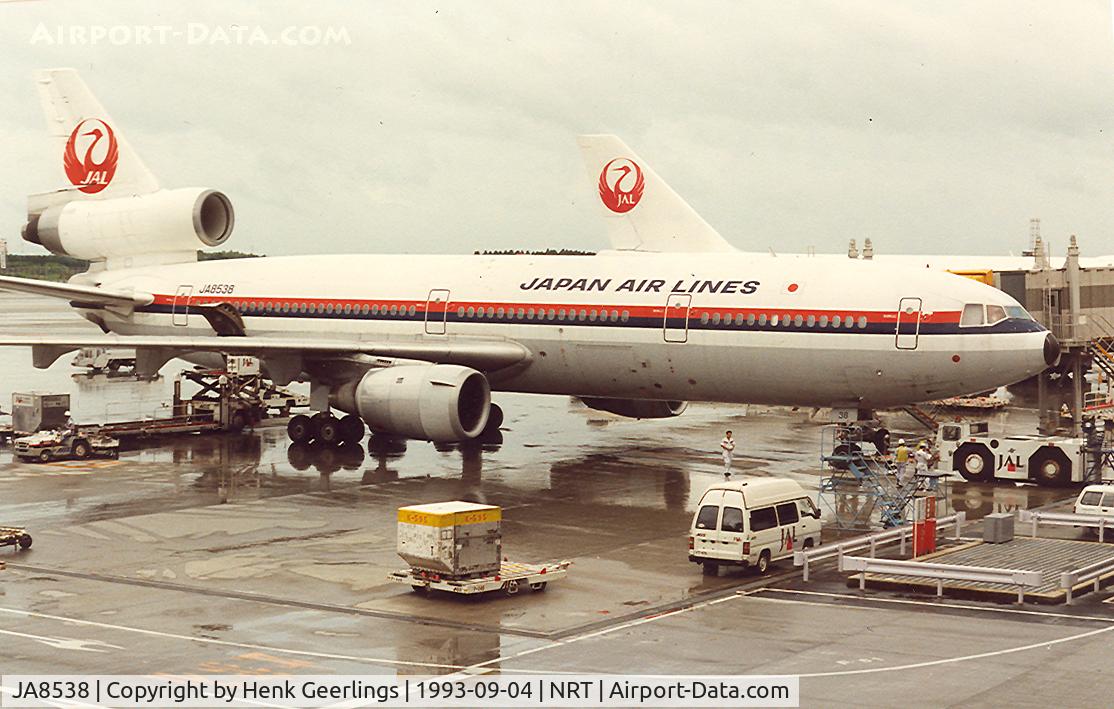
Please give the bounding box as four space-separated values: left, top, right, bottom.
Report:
2 294 1113 707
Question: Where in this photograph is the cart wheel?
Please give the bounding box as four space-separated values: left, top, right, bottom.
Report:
18 534 31 550
503 579 521 596
37 450 51 463
411 584 429 594
530 581 547 592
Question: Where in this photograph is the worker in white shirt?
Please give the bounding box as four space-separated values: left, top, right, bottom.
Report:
720 430 736 479
914 440 932 480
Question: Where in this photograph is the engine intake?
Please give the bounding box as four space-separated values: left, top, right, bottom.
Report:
332 364 491 442
23 187 234 260
580 397 688 419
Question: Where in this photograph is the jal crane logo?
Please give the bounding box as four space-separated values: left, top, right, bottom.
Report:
598 157 645 213
63 118 119 194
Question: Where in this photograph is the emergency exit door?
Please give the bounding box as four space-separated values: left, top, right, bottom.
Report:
425 289 450 335
895 296 922 350
172 285 192 327
664 294 691 343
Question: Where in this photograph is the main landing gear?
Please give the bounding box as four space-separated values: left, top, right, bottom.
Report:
287 412 366 446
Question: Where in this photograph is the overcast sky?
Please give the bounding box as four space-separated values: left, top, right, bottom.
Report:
1 1 1112 259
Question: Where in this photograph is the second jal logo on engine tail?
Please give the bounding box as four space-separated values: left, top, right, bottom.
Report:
63 118 119 194
598 157 645 213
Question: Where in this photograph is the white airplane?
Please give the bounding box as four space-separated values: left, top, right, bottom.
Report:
0 69 1058 446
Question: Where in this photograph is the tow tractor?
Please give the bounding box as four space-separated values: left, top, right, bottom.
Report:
0 527 32 551
13 429 120 463
936 420 1086 486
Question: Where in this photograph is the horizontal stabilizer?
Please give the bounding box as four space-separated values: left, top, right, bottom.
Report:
0 275 152 307
577 134 736 253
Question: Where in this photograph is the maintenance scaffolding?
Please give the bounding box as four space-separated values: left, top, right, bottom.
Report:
818 424 948 530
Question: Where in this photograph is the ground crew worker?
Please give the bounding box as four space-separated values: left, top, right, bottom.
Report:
720 430 736 478
914 440 932 485
894 438 911 485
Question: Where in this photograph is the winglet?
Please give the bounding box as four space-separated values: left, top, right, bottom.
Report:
577 135 736 253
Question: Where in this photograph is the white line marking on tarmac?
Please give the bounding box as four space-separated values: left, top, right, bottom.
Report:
735 590 1114 678
0 606 460 671
455 593 744 675
0 628 123 652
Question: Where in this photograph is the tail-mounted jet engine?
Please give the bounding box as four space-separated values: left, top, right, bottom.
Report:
22 187 234 260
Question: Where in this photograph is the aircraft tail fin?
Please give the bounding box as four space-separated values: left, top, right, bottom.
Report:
35 68 160 199
576 134 736 253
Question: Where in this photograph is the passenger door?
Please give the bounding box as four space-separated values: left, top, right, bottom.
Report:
748 506 780 561
425 289 450 335
1102 492 1114 518
895 297 922 350
663 294 691 343
172 285 192 327
692 490 723 560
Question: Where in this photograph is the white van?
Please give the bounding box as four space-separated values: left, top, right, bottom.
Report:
689 478 821 576
1073 484 1114 519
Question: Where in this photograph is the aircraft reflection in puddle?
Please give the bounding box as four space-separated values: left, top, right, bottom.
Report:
286 432 503 482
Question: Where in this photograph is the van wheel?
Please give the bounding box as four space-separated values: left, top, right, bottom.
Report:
702 562 719 576
954 443 992 482
1030 448 1071 486
803 538 815 550
756 551 771 575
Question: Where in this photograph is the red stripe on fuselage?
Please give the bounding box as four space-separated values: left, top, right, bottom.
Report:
150 293 961 324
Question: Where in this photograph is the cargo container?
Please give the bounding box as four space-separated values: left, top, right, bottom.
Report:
397 501 502 578
11 392 70 435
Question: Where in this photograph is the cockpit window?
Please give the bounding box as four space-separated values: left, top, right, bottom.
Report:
960 303 985 327
1006 306 1033 321
986 304 1007 325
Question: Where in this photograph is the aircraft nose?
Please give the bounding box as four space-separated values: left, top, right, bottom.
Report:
1044 333 1061 367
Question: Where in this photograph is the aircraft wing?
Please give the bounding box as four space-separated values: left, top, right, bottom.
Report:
0 335 531 376
0 275 152 307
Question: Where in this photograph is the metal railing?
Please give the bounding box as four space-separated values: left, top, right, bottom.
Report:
1018 509 1111 543
839 555 1043 604
1061 556 1114 604
793 512 966 582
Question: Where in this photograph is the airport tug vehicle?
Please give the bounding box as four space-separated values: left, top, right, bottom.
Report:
937 420 1087 486
388 502 570 597
0 527 33 551
13 429 120 463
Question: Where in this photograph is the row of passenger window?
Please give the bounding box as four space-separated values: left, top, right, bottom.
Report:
455 306 631 323
694 500 801 533
698 311 870 329
233 301 418 317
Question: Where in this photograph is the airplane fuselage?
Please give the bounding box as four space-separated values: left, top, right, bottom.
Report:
84 251 1054 408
